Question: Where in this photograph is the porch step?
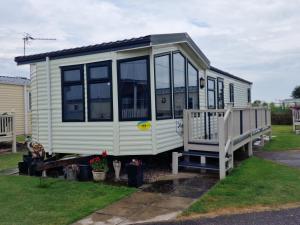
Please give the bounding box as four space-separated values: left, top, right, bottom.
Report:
178 161 219 171
182 150 219 158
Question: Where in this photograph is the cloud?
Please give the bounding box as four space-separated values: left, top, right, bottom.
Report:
0 0 299 101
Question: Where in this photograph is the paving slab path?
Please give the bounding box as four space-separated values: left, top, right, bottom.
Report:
140 207 300 225
255 150 300 168
73 173 217 225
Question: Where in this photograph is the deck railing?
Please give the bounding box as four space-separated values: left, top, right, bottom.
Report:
292 108 300 132
0 113 16 153
184 106 272 179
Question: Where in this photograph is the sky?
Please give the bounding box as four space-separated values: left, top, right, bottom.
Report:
1 0 300 102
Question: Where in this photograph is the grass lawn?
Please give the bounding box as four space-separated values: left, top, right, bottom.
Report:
16 135 26 142
0 152 23 171
0 176 135 225
263 125 300 151
185 157 300 216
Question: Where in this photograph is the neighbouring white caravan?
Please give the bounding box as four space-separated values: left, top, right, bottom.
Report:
15 33 252 156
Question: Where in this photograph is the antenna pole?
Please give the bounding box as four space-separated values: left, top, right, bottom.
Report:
23 37 26 56
22 33 56 56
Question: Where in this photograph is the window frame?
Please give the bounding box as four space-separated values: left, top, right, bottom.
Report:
154 52 173 120
207 76 216 109
86 60 113 122
217 77 224 109
172 51 187 119
229 83 234 106
117 55 151 122
187 60 199 110
61 64 85 122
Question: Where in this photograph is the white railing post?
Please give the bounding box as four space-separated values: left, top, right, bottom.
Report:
12 112 17 153
183 110 189 151
218 116 226 180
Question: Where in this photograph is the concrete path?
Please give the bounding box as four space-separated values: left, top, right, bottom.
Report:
73 174 217 225
140 207 300 225
0 168 18 176
255 150 300 168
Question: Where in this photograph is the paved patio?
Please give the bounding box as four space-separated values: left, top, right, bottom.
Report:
73 173 218 225
255 150 300 168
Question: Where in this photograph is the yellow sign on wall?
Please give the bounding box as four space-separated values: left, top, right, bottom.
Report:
137 121 151 131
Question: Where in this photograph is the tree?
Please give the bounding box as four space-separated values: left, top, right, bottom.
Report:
252 100 262 107
292 86 300 99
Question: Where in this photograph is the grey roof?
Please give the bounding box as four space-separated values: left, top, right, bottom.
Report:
0 76 30 86
210 66 252 85
14 33 210 66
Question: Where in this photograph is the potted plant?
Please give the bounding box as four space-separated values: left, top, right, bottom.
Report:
89 151 108 181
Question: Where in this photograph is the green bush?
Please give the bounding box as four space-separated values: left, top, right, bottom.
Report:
271 110 292 125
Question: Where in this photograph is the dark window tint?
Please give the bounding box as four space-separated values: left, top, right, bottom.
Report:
207 78 216 109
118 57 150 120
188 62 199 109
217 78 224 109
173 52 186 118
155 54 172 119
63 69 81 82
61 65 85 122
90 66 108 80
87 61 112 121
229 83 234 105
247 88 251 103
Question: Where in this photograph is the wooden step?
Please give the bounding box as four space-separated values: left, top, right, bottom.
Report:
182 150 219 158
178 161 219 171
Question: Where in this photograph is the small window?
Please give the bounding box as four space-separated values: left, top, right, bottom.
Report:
61 65 85 122
217 78 224 109
173 52 186 118
247 88 251 103
229 83 234 105
207 77 216 109
187 62 199 109
155 54 172 119
118 56 151 121
87 61 112 121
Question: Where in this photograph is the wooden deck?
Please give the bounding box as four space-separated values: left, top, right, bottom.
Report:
0 113 16 152
177 106 272 179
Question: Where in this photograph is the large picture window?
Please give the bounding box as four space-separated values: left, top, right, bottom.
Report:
61 65 85 122
207 77 216 109
87 61 112 121
173 52 186 118
217 78 224 109
229 83 234 105
118 56 151 121
187 62 199 109
154 54 172 119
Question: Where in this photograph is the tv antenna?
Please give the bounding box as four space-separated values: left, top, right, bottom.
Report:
23 33 56 56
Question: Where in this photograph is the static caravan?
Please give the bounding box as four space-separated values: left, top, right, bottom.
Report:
15 33 253 157
0 76 31 135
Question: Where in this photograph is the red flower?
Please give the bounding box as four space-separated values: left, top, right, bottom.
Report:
102 150 108 157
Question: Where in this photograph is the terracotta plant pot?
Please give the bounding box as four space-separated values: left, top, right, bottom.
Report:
92 170 106 181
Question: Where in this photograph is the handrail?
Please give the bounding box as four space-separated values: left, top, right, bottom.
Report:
224 138 231 154
188 109 226 113
0 112 16 153
223 108 231 122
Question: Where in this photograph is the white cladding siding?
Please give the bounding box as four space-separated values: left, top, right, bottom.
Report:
32 49 153 155
206 69 251 108
30 42 251 156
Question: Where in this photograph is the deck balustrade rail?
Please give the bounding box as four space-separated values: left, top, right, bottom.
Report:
292 108 300 132
183 106 271 179
0 113 16 152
